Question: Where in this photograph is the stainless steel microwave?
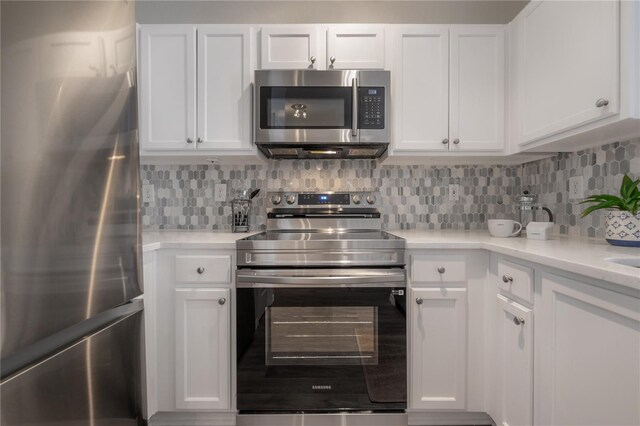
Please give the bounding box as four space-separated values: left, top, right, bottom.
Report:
254 70 390 159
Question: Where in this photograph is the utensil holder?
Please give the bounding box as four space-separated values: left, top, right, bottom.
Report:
232 199 251 232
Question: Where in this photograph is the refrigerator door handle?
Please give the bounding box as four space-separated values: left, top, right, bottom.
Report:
1 299 144 382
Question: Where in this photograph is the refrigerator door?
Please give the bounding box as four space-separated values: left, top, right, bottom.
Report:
1 0 141 359
0 306 144 426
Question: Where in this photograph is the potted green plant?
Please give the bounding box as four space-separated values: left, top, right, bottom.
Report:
580 174 640 247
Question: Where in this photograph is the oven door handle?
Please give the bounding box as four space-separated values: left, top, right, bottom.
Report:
236 270 405 288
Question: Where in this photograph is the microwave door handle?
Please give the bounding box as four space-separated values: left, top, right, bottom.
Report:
352 77 358 137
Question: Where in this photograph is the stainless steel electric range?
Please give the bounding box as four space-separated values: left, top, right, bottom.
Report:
235 191 407 415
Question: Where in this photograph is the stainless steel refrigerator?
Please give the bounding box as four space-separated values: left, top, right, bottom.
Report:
1 1 144 424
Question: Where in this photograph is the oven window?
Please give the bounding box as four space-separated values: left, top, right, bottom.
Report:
260 87 352 129
266 306 378 366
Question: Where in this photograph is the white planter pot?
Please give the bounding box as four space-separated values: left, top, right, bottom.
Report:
605 210 640 247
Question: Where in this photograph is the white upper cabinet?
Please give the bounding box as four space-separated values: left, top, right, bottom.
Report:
197 26 253 151
260 25 385 70
260 25 323 69
392 25 505 154
449 26 505 151
393 26 450 151
139 25 196 152
517 0 618 144
509 0 640 152
326 25 386 69
138 24 256 156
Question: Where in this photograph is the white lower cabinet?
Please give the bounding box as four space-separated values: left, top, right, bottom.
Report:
495 294 533 426
410 287 467 410
147 249 234 419
534 272 640 426
174 287 230 410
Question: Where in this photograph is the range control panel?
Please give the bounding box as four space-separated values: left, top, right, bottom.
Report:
298 193 350 205
359 87 385 129
268 191 379 208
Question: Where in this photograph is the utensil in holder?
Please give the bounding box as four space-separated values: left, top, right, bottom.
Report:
232 198 251 232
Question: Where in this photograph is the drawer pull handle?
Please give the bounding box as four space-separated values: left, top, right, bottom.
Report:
513 316 525 326
218 298 226 306
416 298 423 305
502 275 513 283
595 98 609 108
197 267 205 274
437 266 446 274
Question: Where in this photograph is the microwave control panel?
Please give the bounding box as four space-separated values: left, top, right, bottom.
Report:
359 87 385 129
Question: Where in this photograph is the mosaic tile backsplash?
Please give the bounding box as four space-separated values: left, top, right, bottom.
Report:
141 139 639 238
521 139 638 238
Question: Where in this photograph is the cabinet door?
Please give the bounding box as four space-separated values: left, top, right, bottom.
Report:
535 273 640 426
449 26 505 151
393 26 450 152
197 26 253 152
496 295 533 426
174 288 230 410
260 25 323 69
516 0 619 145
138 25 196 151
411 287 467 409
326 25 385 69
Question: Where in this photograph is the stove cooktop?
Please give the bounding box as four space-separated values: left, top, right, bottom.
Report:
236 231 405 267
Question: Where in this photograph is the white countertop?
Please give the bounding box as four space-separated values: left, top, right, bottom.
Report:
388 230 639 291
142 230 259 251
142 229 639 291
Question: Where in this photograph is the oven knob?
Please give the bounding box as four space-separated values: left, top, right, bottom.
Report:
271 195 282 205
286 194 296 205
366 194 377 205
352 194 361 205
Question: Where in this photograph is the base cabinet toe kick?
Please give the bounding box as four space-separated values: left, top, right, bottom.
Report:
142 246 640 426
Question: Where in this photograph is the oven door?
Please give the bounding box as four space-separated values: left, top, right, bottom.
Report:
236 269 407 413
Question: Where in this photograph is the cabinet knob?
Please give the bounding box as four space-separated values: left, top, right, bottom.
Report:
513 316 525 326
442 138 449 145
310 56 316 64
218 298 226 306
416 298 423 305
186 138 193 144
197 137 202 144
330 56 336 65
595 98 609 108
453 138 460 145
197 267 205 274
437 266 446 274
502 275 513 283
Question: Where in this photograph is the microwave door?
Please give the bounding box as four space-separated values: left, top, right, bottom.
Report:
258 86 358 144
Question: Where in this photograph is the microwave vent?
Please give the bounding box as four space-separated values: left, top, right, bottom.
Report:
268 147 299 157
348 148 380 157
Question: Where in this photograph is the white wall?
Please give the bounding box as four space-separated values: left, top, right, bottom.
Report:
136 0 528 24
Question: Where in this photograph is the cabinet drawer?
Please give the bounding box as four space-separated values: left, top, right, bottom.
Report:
174 255 231 284
497 258 533 304
411 255 467 283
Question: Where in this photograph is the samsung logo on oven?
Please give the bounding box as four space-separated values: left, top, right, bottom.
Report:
312 385 332 390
